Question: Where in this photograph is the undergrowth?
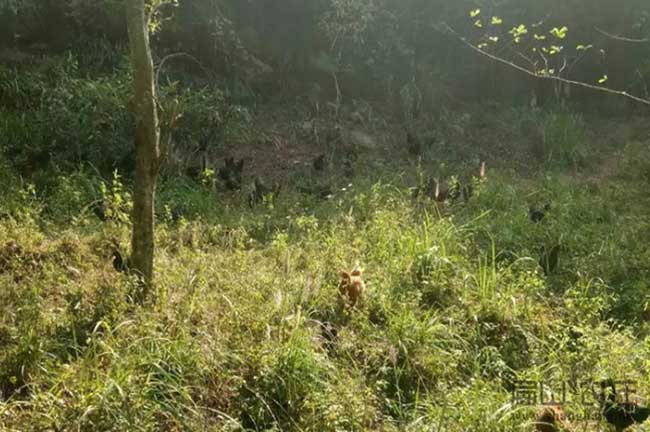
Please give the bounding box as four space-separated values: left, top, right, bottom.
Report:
2 138 650 431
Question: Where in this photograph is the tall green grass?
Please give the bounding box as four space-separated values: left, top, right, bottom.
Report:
2 140 650 431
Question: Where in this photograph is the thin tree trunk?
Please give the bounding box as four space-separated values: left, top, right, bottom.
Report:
126 0 160 290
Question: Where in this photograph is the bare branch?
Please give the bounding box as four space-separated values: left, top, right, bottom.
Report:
515 52 536 70
155 52 212 86
442 23 650 107
559 57 568 75
635 69 650 100
594 26 649 44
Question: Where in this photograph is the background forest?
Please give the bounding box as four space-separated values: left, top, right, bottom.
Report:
2 0 650 431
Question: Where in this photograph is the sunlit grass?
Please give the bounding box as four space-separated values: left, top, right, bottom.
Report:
2 138 650 431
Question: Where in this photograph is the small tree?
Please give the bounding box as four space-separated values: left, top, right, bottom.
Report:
444 9 650 107
125 0 162 290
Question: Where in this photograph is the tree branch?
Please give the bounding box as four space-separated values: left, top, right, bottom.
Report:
594 26 649 44
442 23 650 106
155 52 212 85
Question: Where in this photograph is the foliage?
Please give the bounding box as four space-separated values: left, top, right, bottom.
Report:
2 131 650 429
1 0 650 430
0 55 133 178
0 53 251 186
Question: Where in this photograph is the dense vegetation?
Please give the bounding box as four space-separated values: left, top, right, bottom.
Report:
1 1 650 431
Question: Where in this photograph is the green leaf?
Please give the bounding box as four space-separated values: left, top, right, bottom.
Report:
491 16 503 25
550 26 568 39
598 75 608 84
509 24 528 39
470 8 481 18
576 44 593 51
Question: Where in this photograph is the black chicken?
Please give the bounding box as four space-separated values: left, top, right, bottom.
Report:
598 379 650 432
406 130 422 156
343 159 355 178
313 154 326 172
248 177 266 208
112 248 130 273
217 157 245 191
539 244 560 275
169 205 184 223
529 204 551 223
91 201 107 221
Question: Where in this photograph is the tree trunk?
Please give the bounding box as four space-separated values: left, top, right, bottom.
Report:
126 0 160 290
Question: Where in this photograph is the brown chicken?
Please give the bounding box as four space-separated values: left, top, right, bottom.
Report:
338 264 365 307
535 404 565 432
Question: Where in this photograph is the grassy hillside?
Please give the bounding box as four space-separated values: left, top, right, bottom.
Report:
2 103 650 430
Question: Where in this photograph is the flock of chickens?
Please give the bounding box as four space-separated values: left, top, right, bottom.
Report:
105 136 649 431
